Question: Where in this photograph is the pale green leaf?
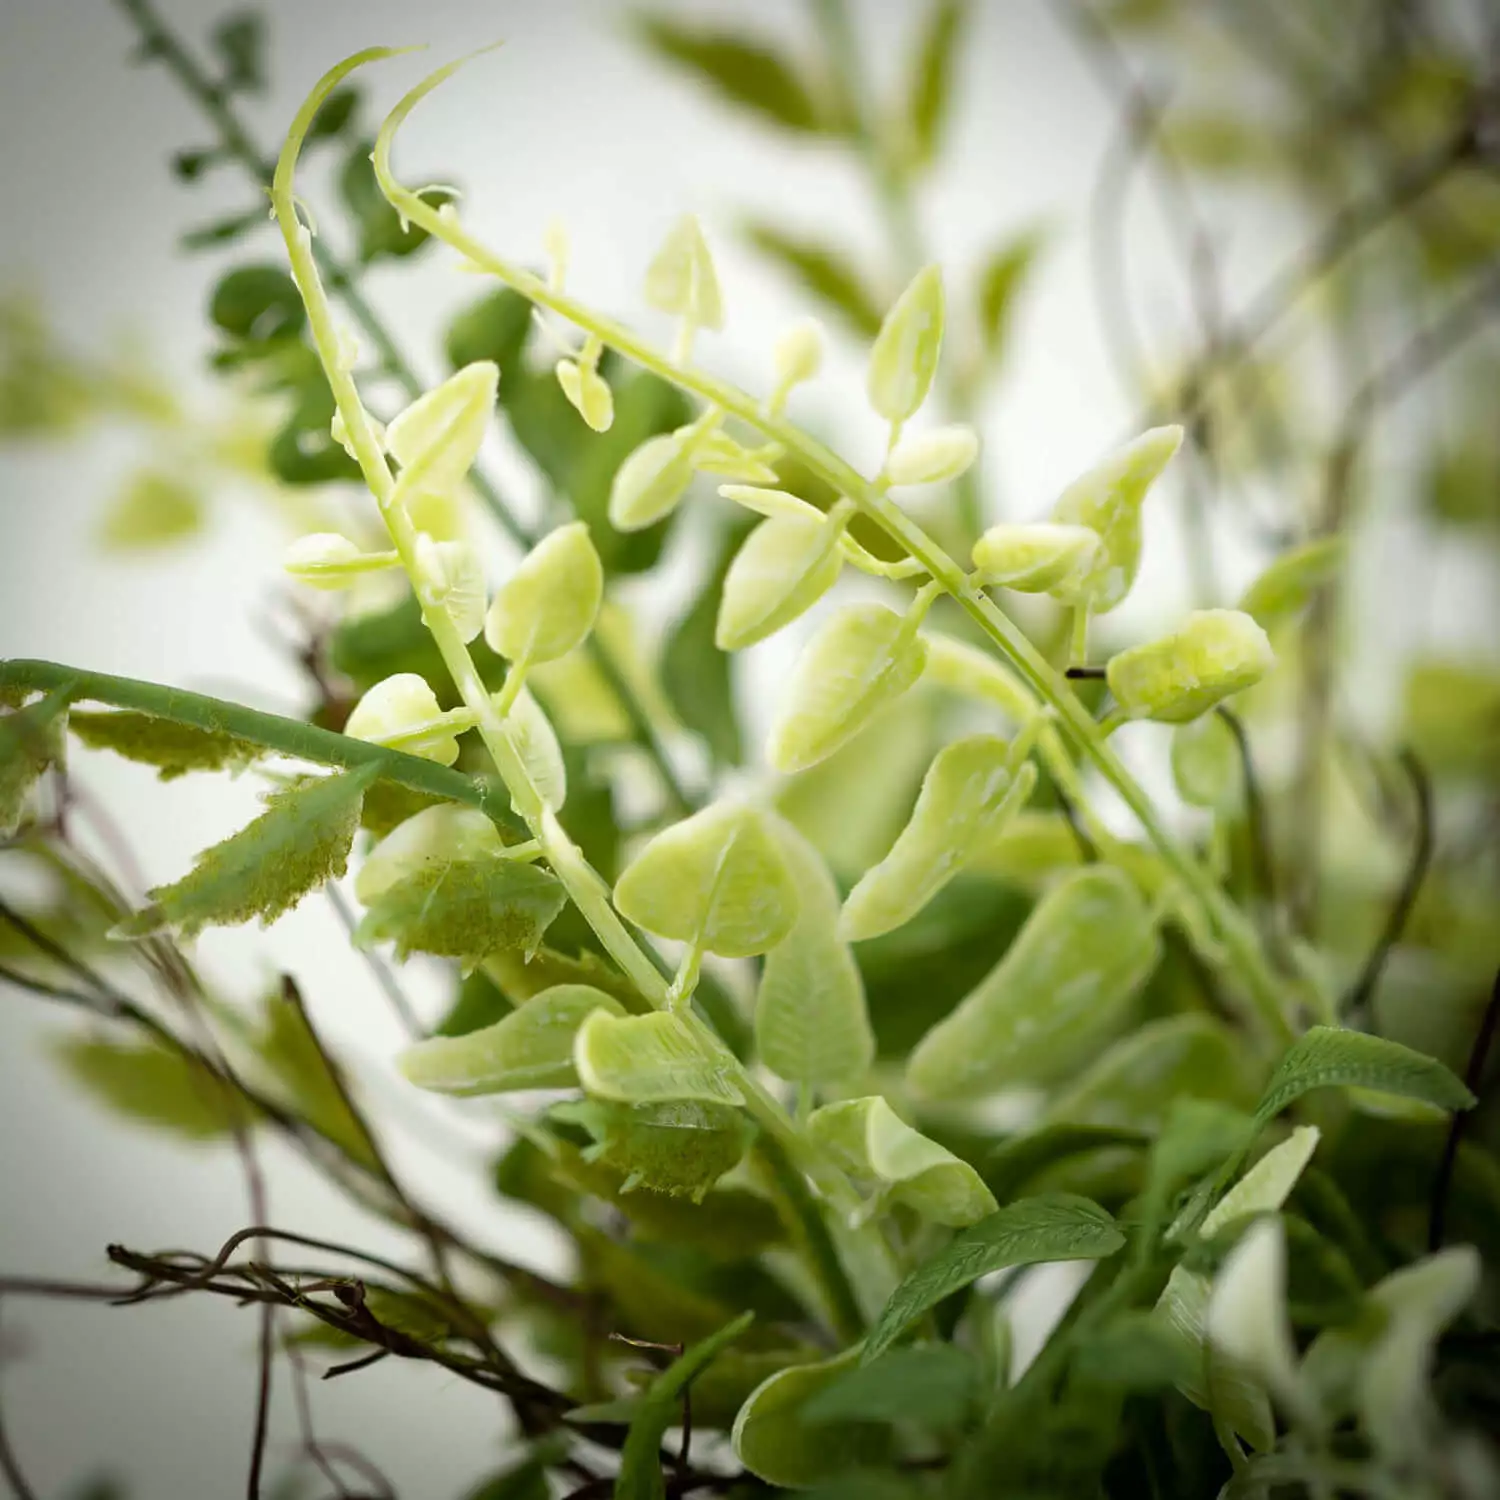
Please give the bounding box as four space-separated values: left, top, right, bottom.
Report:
975 227 1045 364
906 866 1160 1098
840 735 1035 941
1 690 68 836
971 521 1100 594
742 223 883 337
1200 1126 1321 1238
56 1036 248 1140
1169 712 1242 811
97 469 205 550
767 604 930 774
867 264 945 424
1252 1026 1475 1130
862 1195 1125 1364
613 801 798 958
398 984 624 1095
617 1312 755 1500
732 1348 891 1488
754 814 873 1086
1236 536 1344 629
119 768 376 938
504 686 567 810
906 0 968 169
484 521 603 665
355 804 503 904
386 362 498 496
807 1096 996 1227
68 710 261 782
715 510 847 651
643 214 723 331
574 1010 744 1106
556 1097 752 1200
1107 609 1274 724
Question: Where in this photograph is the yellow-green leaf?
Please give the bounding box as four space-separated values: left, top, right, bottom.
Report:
56 1036 248 1140
484 521 604 665
1107 609 1274 724
385 362 498 496
558 1096 753 1201
1237 536 1344 629
867 264 945 424
574 1010 744 1106
716 510 848 650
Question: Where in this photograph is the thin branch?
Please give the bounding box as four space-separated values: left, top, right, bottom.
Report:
324 882 423 1040
1429 969 1500 1252
1213 708 1285 961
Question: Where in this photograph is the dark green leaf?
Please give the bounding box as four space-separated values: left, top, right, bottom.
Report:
171 147 226 181
211 12 265 93
210 266 306 344
1253 1026 1475 1130
119 768 376 938
69 710 260 781
306 84 360 142
435 967 513 1037
56 1036 250 1139
636 17 827 135
445 287 533 379
556 1097 752 1200
462 1460 549 1500
616 1312 754 1500
339 138 453 263
907 0 968 169
1073 1310 1197 1390
985 1122 1150 1202
741 222 884 337
329 593 509 701
180 209 267 251
863 1194 1125 1364
976 227 1045 366
803 1343 979 1427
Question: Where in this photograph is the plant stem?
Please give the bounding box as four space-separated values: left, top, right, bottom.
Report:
111 0 691 820
373 82 1293 1048
0 658 524 832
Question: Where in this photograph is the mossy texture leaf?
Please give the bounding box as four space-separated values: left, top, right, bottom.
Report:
559 1097 752 1200
68 710 260 782
574 1010 744 1106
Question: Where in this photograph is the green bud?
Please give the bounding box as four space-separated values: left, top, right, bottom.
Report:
484 521 603 665
715 506 850 651
867 264 945 424
643 213 724 331
613 801 799 958
1107 609 1274 724
345 674 461 766
555 356 615 433
772 318 824 392
971 522 1100 594
1050 424 1183 612
885 424 979 487
1169 712 1242 811
766 604 930 774
385 361 498 496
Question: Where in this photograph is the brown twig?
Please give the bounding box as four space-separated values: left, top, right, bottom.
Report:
1429 970 1500 1252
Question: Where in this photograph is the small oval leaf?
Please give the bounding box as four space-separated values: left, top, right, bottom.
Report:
574 1009 744 1106
971 521 1100 594
385 361 498 495
484 521 604 665
1107 609 1274 724
867 263 945 423
715 510 847 651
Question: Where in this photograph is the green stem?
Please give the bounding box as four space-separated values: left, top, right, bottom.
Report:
372 82 1292 1047
0 658 522 833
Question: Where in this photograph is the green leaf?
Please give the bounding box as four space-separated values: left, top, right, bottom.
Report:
210 266 306 344
484 522 603 666
635 17 827 135
329 592 509 701
975 227 1045 365
463 1462 549 1500
357 854 566 969
1236 536 1344 629
556 1097 752 1201
862 1194 1125 1364
732 1348 892 1488
211 11 265 92
866 264 945 424
803 1343 979 1427
56 1036 248 1139
740 223 883 337
1201 1126 1321 1238
1 690 68 836
1073 1310 1198 1391
754 814 873 1086
984 1122 1150 1203
97 470 205 550
483 944 643 1013
1252 1027 1475 1130
716 509 848 652
305 84 360 142
180 209 267 251
807 1096 996 1227
613 801 798 958
68 711 260 782
574 1010 744 1106
1402 658 1500 782
119 768 376 938
398 984 624 1096
906 866 1160 1098
906 0 968 169
444 286 533 378
616 1312 754 1500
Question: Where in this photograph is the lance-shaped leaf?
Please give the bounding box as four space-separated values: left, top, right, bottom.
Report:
840 735 1036 942
357 851 566 968
385 361 498 495
556 1096 753 1200
398 983 624 1096
807 1095 996 1228
1200 1127 1321 1239
1 690 68 836
732 1348 891 1489
1237 536 1344 629
862 1194 1126 1364
354 804 503 905
766 604 930 775
503 685 567 810
69 710 261 782
1107 609 1275 724
971 521 1100 594
413 533 486 643
484 521 603 665
867 263 945 423
56 1036 248 1140
1049 424 1183 613
616 1312 754 1500
715 508 848 650
1170 712 1242 811
345 673 462 766
613 801 798 958
574 1009 744 1106
885 424 979 487
118 767 376 938
643 214 724 331
906 866 1160 1099
754 813 873 1086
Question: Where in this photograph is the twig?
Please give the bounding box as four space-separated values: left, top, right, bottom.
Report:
1429 970 1500 1252
0 1306 38 1500
1213 707 1287 966
324 882 423 1040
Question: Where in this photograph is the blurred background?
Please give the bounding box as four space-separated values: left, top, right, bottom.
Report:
2 0 1498 1495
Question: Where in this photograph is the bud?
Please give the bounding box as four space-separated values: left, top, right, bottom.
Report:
283 532 397 591
385 362 499 496
715 508 849 651
413 533 486 643
772 318 824 392
867 264 945 424
355 804 503 905
345 673 461 766
555 356 614 433
717 484 822 522
1107 609 1274 724
1170 712 1241 811
1050 425 1184 612
766 604 930 774
971 522 1100 594
1205 1218 1304 1414
484 521 604 665
643 214 724 331
886 424 979 487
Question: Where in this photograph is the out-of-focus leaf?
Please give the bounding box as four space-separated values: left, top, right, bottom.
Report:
97 470 205 550
210 266 307 344
339 137 453 263
56 1036 249 1140
1 690 68 836
330 593 509 702
211 12 265 92
906 0 968 170
1402 658 1500 782
635 17 829 135
741 223 883 337
306 84 360 142
975 227 1045 367
444 287 533 379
